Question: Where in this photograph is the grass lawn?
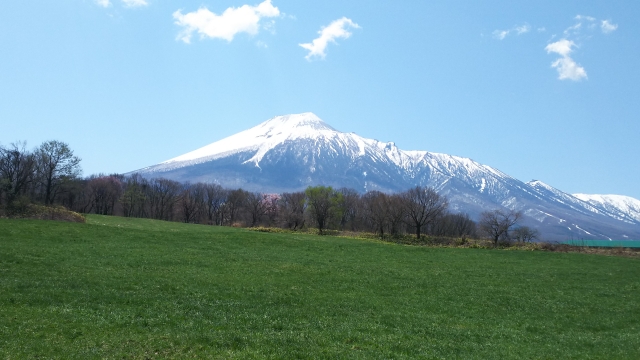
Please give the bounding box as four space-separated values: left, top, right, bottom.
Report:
1 215 639 359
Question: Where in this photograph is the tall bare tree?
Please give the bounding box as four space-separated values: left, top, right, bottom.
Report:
204 183 227 225
147 178 181 221
401 186 448 239
362 191 389 238
338 188 360 231
479 209 522 247
0 142 36 208
279 192 306 230
244 191 268 227
181 183 206 223
86 175 123 215
225 188 248 225
387 194 406 237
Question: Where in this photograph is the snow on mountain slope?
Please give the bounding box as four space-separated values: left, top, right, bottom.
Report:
526 180 606 216
162 113 338 165
132 112 640 241
155 112 512 183
573 194 640 223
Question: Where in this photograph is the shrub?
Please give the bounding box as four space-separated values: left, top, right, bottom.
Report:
8 204 85 223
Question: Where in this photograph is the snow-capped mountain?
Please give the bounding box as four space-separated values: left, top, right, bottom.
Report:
573 194 640 224
133 112 640 241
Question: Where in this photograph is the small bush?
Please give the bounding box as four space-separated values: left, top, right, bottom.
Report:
7 204 85 223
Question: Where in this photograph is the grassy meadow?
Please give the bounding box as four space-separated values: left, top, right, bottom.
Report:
1 215 639 359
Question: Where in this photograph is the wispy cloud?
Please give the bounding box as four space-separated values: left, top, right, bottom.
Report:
545 39 587 81
122 0 148 8
493 30 509 40
495 15 617 82
563 22 582 37
95 0 111 8
515 24 531 35
299 17 360 60
575 15 596 22
95 0 148 9
601 20 618 34
564 15 611 36
173 0 280 44
492 23 530 40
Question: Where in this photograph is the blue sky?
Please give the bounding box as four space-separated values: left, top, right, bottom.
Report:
1 0 639 198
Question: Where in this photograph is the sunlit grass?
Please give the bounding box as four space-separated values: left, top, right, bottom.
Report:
1 215 639 358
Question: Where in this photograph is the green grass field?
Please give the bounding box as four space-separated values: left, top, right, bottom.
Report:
1 215 639 359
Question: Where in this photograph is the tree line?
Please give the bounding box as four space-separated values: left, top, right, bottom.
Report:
1 140 536 243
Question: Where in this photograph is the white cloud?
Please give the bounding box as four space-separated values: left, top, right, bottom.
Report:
492 23 530 40
95 0 111 7
122 0 148 7
299 17 360 60
551 57 587 81
601 20 618 34
173 0 280 44
545 39 587 81
545 39 575 57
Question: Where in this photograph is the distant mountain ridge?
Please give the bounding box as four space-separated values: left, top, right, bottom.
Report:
133 112 640 241
573 194 640 223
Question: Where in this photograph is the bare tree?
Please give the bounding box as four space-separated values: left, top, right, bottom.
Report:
338 188 360 231
279 191 306 230
225 188 248 226
244 191 269 227
86 175 123 215
448 213 477 238
362 191 389 238
430 213 477 238
35 140 81 205
204 183 227 225
512 226 539 243
0 142 36 208
181 183 206 223
401 186 448 239
479 209 522 247
147 178 181 221
387 194 406 237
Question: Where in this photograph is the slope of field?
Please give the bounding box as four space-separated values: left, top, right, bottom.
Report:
1 216 639 358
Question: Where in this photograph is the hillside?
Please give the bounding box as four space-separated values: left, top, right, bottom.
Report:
1 216 639 358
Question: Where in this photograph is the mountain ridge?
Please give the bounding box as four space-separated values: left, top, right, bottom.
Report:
133 112 640 241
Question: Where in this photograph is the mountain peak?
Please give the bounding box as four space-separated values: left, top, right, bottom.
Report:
258 112 336 133
161 112 337 165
